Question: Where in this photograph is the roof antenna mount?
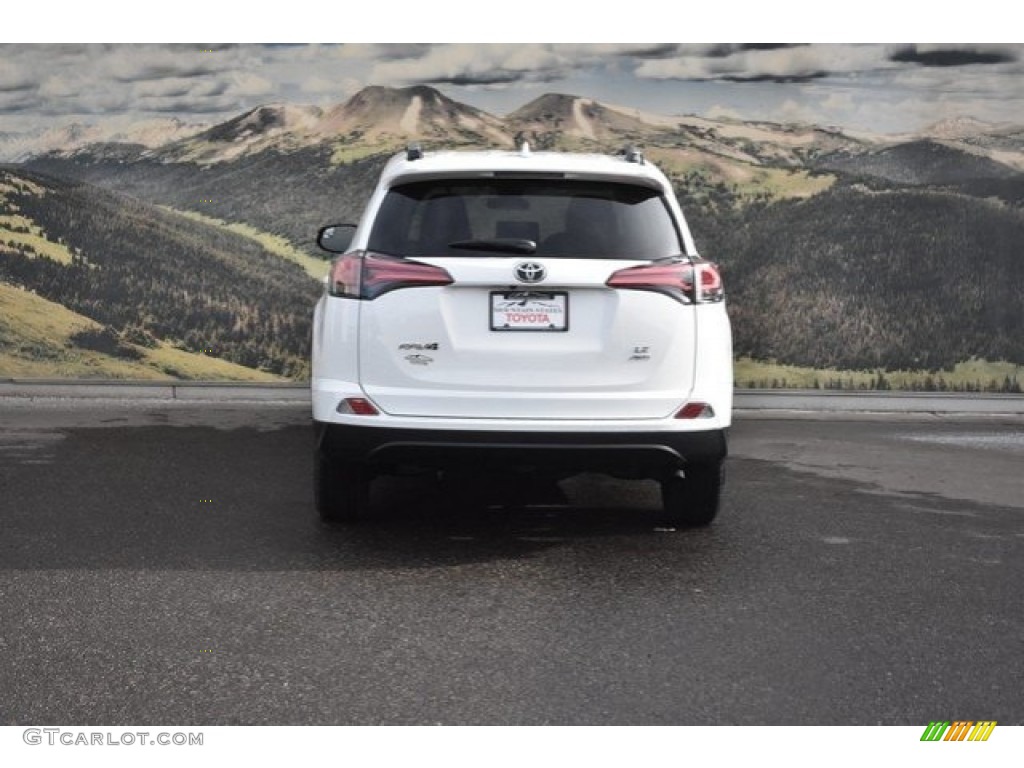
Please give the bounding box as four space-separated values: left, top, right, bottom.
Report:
514 131 531 156
406 142 423 161
619 144 645 165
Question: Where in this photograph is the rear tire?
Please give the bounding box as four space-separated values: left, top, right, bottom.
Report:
315 451 370 523
661 462 724 527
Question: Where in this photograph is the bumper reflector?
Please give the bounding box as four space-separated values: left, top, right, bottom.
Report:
675 402 715 419
337 397 380 416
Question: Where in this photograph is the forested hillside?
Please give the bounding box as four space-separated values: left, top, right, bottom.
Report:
817 140 1019 186
26 148 387 250
10 85 1024 384
708 184 1024 370
0 168 319 377
18 154 1024 382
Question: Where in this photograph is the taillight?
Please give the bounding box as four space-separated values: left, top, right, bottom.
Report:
328 251 453 300
606 260 724 304
328 253 362 297
696 262 724 302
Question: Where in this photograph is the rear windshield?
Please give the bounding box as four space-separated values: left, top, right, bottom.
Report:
368 178 683 259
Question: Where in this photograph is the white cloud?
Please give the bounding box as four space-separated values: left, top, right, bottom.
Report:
0 43 1023 137
370 44 585 85
301 75 361 100
38 74 79 99
0 59 33 92
637 45 895 82
97 45 221 83
229 71 274 97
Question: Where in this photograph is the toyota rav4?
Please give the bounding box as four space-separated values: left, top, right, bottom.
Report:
312 143 733 525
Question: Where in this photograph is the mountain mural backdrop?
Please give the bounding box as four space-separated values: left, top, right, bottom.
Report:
2 84 1022 389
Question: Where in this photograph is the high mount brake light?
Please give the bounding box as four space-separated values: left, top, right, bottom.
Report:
329 251 453 300
606 260 724 304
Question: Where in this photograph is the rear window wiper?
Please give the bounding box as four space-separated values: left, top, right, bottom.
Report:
447 238 537 255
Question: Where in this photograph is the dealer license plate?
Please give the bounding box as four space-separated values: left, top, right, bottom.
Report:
490 291 568 332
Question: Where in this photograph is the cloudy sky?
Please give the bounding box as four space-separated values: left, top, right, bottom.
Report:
2 43 1022 137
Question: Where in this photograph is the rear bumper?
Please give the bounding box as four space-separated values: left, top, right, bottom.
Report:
315 421 727 479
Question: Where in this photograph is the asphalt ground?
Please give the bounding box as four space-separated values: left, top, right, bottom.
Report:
0 402 1021 725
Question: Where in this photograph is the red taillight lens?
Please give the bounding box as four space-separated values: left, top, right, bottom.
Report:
606 260 723 304
607 262 692 294
697 262 724 302
328 251 453 300
362 252 454 299
328 253 362 298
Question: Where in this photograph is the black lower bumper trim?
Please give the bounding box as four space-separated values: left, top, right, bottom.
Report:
315 421 727 478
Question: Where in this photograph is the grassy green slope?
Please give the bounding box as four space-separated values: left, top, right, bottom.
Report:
166 207 328 280
735 357 1022 392
15 114 1024 387
1 167 320 379
0 281 282 380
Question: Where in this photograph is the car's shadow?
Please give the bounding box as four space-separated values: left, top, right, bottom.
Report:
1 425 725 573
312 470 696 569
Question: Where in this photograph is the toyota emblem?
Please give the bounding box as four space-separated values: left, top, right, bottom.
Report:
514 262 546 284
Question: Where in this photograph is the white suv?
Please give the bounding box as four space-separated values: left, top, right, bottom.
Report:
312 144 733 525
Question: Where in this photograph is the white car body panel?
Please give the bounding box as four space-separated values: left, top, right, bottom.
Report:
311 147 731 434
353 258 696 419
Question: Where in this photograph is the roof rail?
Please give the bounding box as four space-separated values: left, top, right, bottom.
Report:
618 144 645 165
406 143 423 161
